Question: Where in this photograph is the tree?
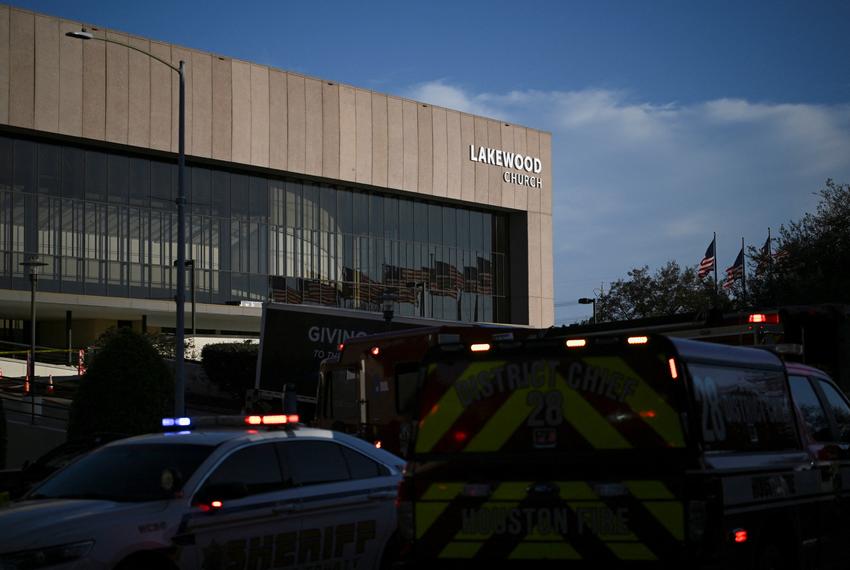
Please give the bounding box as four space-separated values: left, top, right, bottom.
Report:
596 261 731 322
200 342 259 401
749 179 850 307
69 328 173 439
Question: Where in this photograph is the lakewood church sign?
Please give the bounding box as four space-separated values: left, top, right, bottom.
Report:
468 145 543 189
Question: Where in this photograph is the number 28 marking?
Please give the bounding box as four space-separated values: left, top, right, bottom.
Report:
527 390 564 427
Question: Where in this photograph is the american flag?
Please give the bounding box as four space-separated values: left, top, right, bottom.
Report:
698 238 716 278
722 248 744 289
756 235 771 274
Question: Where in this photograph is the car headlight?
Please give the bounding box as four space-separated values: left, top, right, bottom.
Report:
0 540 94 569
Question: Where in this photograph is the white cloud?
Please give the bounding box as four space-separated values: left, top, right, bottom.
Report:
406 81 850 324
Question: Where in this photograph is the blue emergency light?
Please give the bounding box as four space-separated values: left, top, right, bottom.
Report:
161 417 192 428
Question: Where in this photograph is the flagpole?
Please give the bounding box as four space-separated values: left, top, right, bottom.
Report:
767 227 772 270
767 227 773 306
741 236 747 306
713 232 718 302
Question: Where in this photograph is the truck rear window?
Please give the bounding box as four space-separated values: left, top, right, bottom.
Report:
688 363 797 452
414 350 685 455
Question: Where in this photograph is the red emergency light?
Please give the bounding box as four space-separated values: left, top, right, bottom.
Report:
748 313 780 324
244 414 299 426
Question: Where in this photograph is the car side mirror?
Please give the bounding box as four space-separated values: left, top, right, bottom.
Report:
194 482 249 505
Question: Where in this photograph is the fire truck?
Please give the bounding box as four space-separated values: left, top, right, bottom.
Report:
318 326 850 567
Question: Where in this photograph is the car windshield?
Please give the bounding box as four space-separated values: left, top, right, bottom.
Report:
27 443 214 502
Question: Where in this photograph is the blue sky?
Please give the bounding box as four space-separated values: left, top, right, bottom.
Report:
14 0 850 324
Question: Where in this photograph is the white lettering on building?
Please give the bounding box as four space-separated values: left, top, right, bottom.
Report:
469 144 543 189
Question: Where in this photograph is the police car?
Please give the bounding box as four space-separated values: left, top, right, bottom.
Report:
0 414 404 569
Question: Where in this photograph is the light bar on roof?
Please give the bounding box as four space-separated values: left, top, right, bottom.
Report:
162 417 192 428
244 414 300 426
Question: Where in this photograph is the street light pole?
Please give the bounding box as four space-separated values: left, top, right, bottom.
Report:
21 256 47 422
186 259 196 336
66 29 187 416
175 61 187 416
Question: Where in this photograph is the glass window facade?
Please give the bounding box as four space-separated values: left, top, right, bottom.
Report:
0 134 511 323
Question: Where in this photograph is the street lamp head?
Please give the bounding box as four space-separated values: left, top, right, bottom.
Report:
20 256 48 276
65 29 94 40
578 297 595 305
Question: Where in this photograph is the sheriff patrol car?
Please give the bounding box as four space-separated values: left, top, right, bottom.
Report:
0 414 403 569
319 327 849 568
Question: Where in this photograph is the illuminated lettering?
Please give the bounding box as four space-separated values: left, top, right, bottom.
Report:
468 145 543 174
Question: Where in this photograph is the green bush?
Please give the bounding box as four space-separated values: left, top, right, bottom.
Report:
201 342 259 400
69 328 173 439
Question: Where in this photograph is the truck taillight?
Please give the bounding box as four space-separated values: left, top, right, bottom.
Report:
748 313 780 324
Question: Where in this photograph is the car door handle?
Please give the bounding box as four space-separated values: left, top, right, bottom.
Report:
272 503 300 514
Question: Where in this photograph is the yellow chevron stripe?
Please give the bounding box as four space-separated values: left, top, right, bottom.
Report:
438 541 483 559
643 502 685 541
624 480 675 500
624 480 685 542
558 481 597 500
489 481 532 501
416 502 452 539
584 356 685 447
555 372 632 449
509 542 582 559
464 387 533 452
422 482 465 501
415 361 506 453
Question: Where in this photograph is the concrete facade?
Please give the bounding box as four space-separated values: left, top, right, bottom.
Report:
0 5 554 326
